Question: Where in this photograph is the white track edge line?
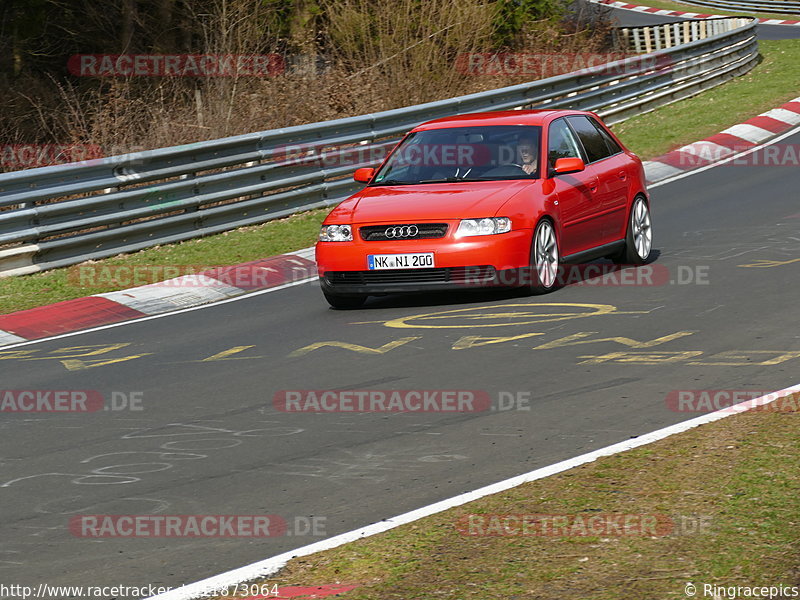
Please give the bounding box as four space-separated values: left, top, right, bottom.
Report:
146 383 800 600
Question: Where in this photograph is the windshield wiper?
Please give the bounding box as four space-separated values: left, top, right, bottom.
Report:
371 178 411 186
417 177 460 184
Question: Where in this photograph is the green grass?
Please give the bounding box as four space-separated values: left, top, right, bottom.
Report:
2 40 799 315
618 0 800 21
613 40 800 159
225 403 800 600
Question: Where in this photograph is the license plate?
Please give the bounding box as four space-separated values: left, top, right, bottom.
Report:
368 253 434 270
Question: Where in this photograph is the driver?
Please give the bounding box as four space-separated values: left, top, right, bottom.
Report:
512 136 538 175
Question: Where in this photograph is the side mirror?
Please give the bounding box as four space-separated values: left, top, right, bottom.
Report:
354 167 375 183
553 157 585 175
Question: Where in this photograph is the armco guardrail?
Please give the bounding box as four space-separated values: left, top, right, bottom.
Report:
0 17 757 277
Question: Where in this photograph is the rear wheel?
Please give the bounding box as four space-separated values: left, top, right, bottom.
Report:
525 219 560 295
612 195 652 265
322 290 367 310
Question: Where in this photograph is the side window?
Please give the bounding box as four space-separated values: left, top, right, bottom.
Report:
548 119 584 169
589 117 623 156
566 116 612 163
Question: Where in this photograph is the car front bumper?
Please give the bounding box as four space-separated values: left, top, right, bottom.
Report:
316 230 533 295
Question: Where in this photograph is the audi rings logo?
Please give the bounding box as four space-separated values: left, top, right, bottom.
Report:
385 225 419 238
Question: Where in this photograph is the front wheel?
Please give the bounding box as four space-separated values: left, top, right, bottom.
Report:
612 196 652 265
322 290 367 310
524 219 560 295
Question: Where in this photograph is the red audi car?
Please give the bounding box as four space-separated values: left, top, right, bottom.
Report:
315 109 652 309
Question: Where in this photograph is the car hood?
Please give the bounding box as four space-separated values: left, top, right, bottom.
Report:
330 180 534 223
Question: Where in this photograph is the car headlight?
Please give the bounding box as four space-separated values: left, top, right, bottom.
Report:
319 224 353 242
455 217 512 238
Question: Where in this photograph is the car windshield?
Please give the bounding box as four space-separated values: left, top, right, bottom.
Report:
371 125 542 185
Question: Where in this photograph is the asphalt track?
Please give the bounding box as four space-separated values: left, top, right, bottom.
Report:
589 0 800 38
1 129 799 596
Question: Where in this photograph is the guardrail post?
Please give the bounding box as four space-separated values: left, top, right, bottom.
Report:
618 28 631 51
632 28 642 53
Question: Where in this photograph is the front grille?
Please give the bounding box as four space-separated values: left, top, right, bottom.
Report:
325 266 496 286
360 223 448 241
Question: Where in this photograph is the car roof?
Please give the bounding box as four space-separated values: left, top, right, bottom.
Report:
411 109 593 131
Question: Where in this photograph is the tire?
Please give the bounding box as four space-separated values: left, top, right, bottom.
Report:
322 289 367 309
612 195 652 265
524 219 560 295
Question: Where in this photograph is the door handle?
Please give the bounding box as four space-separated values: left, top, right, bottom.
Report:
618 171 627 181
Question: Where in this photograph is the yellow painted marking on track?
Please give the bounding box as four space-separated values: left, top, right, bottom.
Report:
689 350 800 366
380 303 627 329
577 351 704 365
198 346 264 361
23 343 132 360
452 332 545 350
289 336 421 358
0 350 38 360
6 343 150 370
533 331 695 350
738 258 800 268
60 354 153 371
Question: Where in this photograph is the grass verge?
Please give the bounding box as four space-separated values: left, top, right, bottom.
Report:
1 40 799 315
614 40 800 158
219 400 799 600
615 0 800 21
